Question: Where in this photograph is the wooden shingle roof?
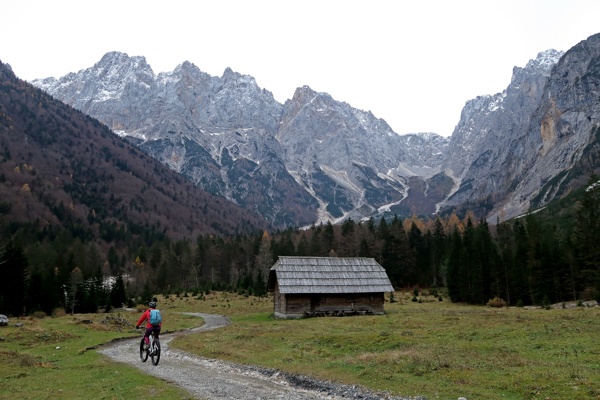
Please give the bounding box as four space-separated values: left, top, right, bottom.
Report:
268 256 394 294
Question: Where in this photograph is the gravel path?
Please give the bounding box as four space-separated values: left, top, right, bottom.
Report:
98 313 420 400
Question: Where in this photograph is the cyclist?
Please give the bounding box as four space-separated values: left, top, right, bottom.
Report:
135 300 162 350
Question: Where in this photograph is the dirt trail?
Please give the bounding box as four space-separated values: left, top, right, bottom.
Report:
98 313 413 400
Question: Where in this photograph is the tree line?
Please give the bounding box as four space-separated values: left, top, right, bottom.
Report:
1 176 599 316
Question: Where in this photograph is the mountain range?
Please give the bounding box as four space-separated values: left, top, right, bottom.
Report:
30 32 600 228
0 60 269 239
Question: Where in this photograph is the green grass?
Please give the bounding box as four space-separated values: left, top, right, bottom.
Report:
2 292 599 399
171 292 600 400
0 306 200 400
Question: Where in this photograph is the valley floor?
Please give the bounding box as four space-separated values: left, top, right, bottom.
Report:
98 313 418 400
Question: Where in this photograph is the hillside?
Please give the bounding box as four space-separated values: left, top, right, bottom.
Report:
0 60 269 241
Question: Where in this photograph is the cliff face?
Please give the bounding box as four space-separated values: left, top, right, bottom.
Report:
438 35 600 221
497 33 600 219
439 50 564 217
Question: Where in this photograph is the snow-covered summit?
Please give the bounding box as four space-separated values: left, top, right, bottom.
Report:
526 49 564 70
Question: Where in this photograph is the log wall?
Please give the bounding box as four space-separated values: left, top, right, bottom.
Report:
274 292 386 319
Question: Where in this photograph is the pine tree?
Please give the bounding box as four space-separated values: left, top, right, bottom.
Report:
475 219 495 304
0 242 28 316
110 273 127 308
254 267 267 296
513 220 532 305
296 234 309 256
431 217 446 287
380 217 414 287
26 270 45 313
358 238 371 257
447 228 462 302
461 217 477 303
573 174 600 300
322 221 335 254
495 220 514 304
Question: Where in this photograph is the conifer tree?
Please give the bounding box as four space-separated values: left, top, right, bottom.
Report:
495 220 514 304
431 217 446 287
513 220 532 305
447 227 462 302
457 217 475 303
110 273 127 308
0 243 28 316
475 219 495 304
296 234 309 256
573 174 600 300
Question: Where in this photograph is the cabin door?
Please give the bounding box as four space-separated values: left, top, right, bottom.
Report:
310 295 320 312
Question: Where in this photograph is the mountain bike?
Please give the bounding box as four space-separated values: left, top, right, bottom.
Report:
139 329 161 365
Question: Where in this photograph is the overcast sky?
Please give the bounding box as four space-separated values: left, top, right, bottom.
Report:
2 0 599 136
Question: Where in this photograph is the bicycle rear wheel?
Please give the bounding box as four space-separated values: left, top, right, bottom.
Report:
139 338 149 362
150 339 160 365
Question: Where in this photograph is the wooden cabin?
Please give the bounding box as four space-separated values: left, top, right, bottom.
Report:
267 256 394 319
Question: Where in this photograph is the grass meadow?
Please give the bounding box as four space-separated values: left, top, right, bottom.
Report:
1 291 598 399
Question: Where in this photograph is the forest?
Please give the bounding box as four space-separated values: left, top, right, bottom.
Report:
1 174 599 317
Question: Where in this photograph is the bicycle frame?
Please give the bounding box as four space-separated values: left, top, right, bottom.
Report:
139 329 161 365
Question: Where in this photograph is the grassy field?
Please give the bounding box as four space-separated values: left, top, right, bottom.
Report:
170 291 600 400
1 291 599 400
0 305 201 400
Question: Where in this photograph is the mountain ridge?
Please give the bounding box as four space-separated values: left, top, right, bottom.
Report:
29 33 600 226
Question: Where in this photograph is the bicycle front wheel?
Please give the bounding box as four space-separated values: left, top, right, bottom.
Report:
139 338 149 362
150 340 160 365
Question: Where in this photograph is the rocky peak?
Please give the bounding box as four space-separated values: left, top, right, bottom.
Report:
0 60 16 80
290 85 319 101
172 60 201 75
93 51 155 86
524 49 564 72
509 49 564 90
279 83 403 167
221 67 238 80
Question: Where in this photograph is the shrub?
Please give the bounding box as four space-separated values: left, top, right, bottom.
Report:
541 295 551 310
52 308 66 318
581 287 597 301
516 299 524 307
32 311 47 319
487 297 507 308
